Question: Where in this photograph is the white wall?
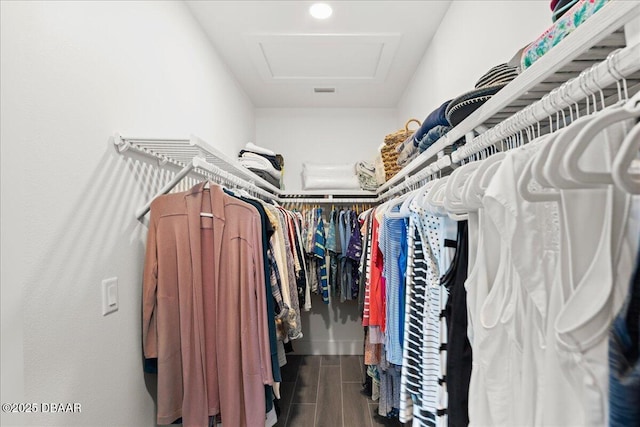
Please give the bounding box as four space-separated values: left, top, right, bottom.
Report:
0 1 254 426
397 1 549 125
297 298 365 356
256 108 397 192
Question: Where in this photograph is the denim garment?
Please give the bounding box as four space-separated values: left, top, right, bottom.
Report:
418 125 452 153
413 101 451 147
609 241 640 427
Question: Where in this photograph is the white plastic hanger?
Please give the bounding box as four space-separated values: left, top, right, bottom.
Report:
386 190 414 219
444 161 480 220
424 176 449 215
200 180 215 218
563 92 640 185
540 118 591 189
411 176 438 216
612 121 640 194
518 134 561 202
463 152 506 210
399 188 417 217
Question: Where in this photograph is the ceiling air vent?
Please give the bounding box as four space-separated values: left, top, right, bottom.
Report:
314 87 336 93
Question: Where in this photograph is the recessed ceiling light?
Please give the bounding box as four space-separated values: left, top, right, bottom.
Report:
310 3 332 20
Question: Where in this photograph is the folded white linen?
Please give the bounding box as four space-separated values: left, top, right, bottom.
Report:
245 142 276 157
301 173 361 190
302 162 356 176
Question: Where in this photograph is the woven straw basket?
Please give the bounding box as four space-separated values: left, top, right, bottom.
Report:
381 119 421 181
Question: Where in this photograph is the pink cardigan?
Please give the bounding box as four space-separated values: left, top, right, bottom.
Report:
143 182 273 426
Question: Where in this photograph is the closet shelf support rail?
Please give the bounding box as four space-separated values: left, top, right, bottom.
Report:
114 134 282 220
135 158 199 220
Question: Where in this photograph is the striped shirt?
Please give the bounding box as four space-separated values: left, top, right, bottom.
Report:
382 205 405 365
405 219 427 402
399 213 417 423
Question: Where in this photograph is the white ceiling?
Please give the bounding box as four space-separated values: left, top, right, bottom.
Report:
185 1 452 108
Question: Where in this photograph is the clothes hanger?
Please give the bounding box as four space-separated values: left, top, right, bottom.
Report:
462 147 506 210
411 166 437 209
518 137 562 203
559 58 637 185
530 86 579 189
443 160 480 220
563 91 640 185
611 121 640 194
199 179 215 218
386 189 415 219
424 175 449 216
540 120 589 189
462 150 506 210
538 73 600 189
399 187 418 217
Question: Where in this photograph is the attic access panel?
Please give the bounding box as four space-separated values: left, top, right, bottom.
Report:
246 33 401 82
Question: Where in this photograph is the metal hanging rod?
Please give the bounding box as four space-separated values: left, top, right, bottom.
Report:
280 198 381 205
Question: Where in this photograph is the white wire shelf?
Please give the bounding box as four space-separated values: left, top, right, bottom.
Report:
114 134 283 197
375 1 640 199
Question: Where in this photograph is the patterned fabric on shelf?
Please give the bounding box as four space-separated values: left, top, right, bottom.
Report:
521 0 610 70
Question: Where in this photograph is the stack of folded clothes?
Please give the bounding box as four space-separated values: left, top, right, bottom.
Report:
446 62 519 127
396 134 419 167
412 100 453 155
238 142 284 189
356 161 380 191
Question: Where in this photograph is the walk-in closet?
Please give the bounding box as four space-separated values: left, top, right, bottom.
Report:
2 1 639 426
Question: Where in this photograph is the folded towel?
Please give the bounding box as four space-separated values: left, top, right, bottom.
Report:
245 142 276 157
239 150 283 171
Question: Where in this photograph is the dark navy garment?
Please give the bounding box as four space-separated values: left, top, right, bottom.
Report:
412 100 451 147
609 239 640 427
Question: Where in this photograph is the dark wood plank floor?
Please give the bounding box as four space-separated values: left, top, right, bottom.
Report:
275 355 407 427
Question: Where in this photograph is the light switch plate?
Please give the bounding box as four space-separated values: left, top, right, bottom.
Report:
102 277 119 316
